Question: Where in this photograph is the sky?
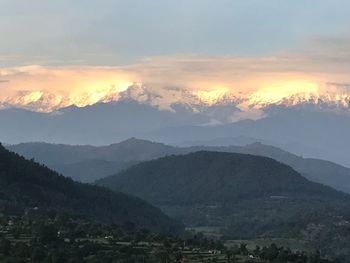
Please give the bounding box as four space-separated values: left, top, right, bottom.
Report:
1 0 350 106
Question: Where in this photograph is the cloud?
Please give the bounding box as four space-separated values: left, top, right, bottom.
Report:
1 36 350 102
2 0 350 66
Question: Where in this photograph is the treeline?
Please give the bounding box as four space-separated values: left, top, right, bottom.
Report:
0 211 335 263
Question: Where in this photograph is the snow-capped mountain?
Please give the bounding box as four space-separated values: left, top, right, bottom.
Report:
248 92 350 110
1 83 350 121
1 83 238 113
1 91 71 112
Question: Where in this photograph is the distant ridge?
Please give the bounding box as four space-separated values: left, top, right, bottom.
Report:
7 138 350 193
1 99 350 167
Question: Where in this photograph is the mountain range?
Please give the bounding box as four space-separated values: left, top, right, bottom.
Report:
1 84 350 167
7 138 350 193
3 83 350 114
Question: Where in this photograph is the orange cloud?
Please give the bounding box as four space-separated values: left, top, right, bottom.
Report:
1 36 350 111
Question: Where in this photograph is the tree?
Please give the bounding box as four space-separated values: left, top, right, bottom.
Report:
239 243 248 256
225 248 235 262
0 238 11 256
37 224 59 244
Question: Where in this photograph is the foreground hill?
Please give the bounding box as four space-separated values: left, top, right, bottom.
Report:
8 138 350 193
190 143 350 193
0 143 182 234
97 151 350 255
97 151 348 206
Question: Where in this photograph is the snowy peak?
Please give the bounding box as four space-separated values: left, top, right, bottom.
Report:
1 84 350 119
2 91 71 112
247 92 350 110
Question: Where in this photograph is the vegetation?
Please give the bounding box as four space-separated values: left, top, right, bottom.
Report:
97 151 350 260
97 151 349 205
0 211 334 263
3 143 350 261
0 143 182 234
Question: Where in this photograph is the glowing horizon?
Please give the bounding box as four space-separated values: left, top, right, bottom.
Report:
1 36 350 112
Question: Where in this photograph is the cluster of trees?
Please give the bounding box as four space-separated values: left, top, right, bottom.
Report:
224 243 332 263
0 211 170 263
0 210 336 263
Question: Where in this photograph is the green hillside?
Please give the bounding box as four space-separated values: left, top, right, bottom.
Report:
97 151 350 258
0 143 183 235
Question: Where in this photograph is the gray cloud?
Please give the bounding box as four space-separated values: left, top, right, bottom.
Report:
2 0 350 66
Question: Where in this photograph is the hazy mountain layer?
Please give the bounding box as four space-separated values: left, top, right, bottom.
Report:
1 96 350 167
145 108 350 167
7 138 350 193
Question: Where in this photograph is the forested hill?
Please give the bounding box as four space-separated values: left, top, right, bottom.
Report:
97 151 350 258
97 151 348 205
0 143 183 235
